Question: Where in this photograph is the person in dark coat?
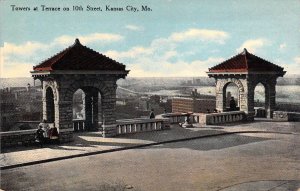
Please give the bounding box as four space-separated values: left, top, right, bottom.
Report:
35 125 45 147
49 126 59 144
229 97 237 111
149 109 155 119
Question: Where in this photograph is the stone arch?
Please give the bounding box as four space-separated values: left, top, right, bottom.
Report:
223 82 241 110
251 79 275 118
215 78 245 112
219 78 245 93
44 80 59 102
31 38 129 140
45 87 55 122
65 79 117 132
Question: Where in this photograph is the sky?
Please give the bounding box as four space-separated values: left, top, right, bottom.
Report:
0 0 299 78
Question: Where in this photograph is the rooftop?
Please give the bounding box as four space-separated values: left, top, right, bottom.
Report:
208 48 285 74
33 39 126 71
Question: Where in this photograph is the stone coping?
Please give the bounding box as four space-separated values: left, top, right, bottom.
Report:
0 129 36 136
116 118 168 125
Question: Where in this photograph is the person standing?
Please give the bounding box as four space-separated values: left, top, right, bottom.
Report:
149 109 155 119
229 97 237 111
38 119 50 138
35 125 45 147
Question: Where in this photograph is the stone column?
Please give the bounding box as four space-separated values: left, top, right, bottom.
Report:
92 92 99 130
57 100 73 142
101 86 117 137
56 86 74 143
42 97 47 121
246 82 255 121
84 91 93 131
266 82 276 118
215 80 225 112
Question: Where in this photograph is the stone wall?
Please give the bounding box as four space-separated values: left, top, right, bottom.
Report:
0 129 74 148
273 111 300 121
212 74 279 120
1 130 36 148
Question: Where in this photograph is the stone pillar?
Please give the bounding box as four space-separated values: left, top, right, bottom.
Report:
57 100 73 142
101 87 117 137
246 82 255 121
216 91 226 112
92 92 99 130
42 97 47 121
266 82 276 118
84 91 93 131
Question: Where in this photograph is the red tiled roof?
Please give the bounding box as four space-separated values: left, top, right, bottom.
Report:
209 49 285 73
33 39 125 71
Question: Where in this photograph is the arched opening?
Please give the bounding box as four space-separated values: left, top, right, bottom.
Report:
46 87 55 122
72 87 102 131
73 89 85 120
223 82 240 111
254 82 267 118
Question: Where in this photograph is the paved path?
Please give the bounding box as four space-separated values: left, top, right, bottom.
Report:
1 123 299 191
1 120 299 169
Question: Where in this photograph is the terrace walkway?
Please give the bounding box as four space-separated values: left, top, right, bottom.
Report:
1 119 299 191
1 119 299 169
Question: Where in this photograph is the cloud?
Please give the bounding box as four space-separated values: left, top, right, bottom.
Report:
104 28 228 77
53 33 124 46
1 61 33 78
279 43 287 50
1 32 124 77
125 24 144 31
169 29 229 44
294 56 300 64
1 41 47 56
237 38 269 53
128 57 225 77
106 46 153 60
277 57 300 75
1 28 229 78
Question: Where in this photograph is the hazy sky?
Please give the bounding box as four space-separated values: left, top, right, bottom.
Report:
1 0 299 77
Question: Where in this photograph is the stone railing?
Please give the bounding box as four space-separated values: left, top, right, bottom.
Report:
273 111 300 122
161 113 202 124
155 111 247 126
254 108 266 118
202 111 246 125
73 119 86 131
116 118 170 135
0 129 36 148
160 113 188 124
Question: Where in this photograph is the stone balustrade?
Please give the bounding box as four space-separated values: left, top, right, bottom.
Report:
273 111 300 121
254 108 266 118
73 119 86 131
116 118 170 135
160 113 189 124
161 113 202 124
162 111 246 126
202 111 246 125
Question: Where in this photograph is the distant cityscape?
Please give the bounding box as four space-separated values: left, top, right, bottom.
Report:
1 76 300 132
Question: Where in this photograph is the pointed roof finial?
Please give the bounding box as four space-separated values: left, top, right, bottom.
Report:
75 38 81 45
241 48 248 55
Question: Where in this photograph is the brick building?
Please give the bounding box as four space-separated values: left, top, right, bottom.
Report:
172 97 216 113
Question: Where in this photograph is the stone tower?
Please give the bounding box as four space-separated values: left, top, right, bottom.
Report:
31 39 129 141
207 48 286 120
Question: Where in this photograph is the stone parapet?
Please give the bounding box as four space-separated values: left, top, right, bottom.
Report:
102 124 117 137
115 118 171 135
0 129 74 148
0 130 36 148
59 130 74 143
273 111 300 122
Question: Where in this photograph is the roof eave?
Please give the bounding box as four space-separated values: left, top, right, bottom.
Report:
31 70 130 76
